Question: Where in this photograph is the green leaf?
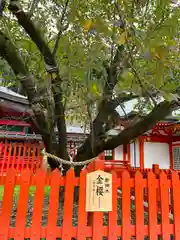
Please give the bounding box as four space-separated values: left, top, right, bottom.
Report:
117 31 127 45
91 83 101 96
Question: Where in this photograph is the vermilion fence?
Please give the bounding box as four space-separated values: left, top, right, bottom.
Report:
0 140 131 174
0 140 43 173
0 162 179 239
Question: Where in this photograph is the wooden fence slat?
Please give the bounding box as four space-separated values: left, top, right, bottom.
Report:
108 171 118 240
46 170 61 240
172 171 180 239
14 169 31 240
147 171 157 239
6 143 12 172
160 171 170 240
87 200 104 239
0 168 16 240
27 144 31 169
77 169 88 240
30 144 36 171
37 144 42 169
30 169 46 240
62 168 75 240
92 212 103 239
12 143 17 169
135 171 144 240
122 170 131 239
91 159 104 240
22 143 27 169
16 144 22 172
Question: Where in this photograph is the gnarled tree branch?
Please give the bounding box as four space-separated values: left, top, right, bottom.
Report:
103 101 174 149
0 31 58 160
8 0 69 162
75 100 175 172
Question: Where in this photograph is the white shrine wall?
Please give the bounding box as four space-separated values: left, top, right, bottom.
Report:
144 142 170 169
130 140 140 167
113 139 171 169
114 140 140 167
114 145 123 160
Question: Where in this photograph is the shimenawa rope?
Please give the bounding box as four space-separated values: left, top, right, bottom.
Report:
41 149 97 167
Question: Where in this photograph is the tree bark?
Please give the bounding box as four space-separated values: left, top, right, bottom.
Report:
9 0 69 163
0 30 60 169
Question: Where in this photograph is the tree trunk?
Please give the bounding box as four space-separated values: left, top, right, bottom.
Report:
9 0 69 163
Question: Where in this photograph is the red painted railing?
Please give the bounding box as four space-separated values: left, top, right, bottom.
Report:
0 140 131 174
0 140 43 173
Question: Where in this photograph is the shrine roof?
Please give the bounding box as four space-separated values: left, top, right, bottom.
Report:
0 87 28 105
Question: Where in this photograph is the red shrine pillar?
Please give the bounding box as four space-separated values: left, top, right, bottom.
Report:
139 137 144 169
169 141 174 169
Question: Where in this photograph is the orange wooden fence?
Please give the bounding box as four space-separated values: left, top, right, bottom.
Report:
0 161 179 239
0 140 43 173
0 140 132 174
